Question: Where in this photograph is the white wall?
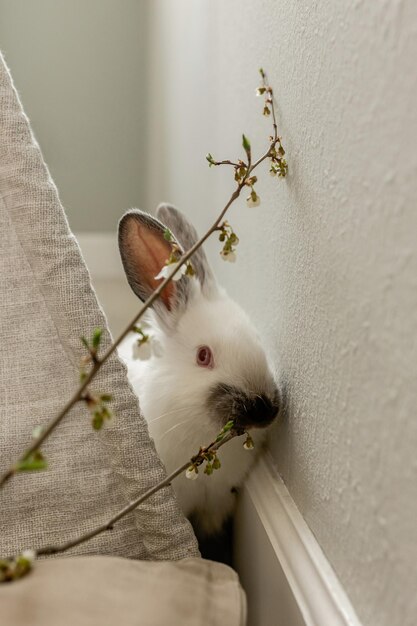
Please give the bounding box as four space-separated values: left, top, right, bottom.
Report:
146 2 417 625
0 0 147 232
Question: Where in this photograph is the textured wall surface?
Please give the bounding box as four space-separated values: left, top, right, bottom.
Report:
147 2 417 625
0 0 148 232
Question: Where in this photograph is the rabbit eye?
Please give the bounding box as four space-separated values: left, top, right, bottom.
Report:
196 345 214 369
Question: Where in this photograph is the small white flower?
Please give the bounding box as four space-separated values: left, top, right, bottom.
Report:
185 465 199 480
131 330 162 361
243 437 254 450
21 549 36 564
132 339 152 361
32 425 44 439
220 249 237 263
154 261 187 281
246 194 260 208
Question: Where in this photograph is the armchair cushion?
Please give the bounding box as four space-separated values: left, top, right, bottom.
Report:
0 556 246 626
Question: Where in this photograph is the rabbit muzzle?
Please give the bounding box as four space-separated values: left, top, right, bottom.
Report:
207 383 280 430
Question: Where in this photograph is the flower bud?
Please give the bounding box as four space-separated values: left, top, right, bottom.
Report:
185 465 199 480
243 435 255 450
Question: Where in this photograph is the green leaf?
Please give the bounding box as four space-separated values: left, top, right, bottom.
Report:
14 557 32 578
92 413 104 431
242 134 251 160
100 394 113 403
163 228 173 242
92 328 103 350
101 406 112 420
80 336 90 351
16 451 47 472
1 551 35 582
215 419 235 443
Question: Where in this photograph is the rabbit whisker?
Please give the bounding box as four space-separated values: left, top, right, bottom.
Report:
148 404 203 424
159 416 195 442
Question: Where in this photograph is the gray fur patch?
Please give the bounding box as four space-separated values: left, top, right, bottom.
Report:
207 383 280 429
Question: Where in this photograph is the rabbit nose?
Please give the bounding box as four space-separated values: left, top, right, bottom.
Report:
236 394 279 429
207 383 280 430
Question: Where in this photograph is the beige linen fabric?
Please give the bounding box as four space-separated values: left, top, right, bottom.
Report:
0 51 199 560
0 556 246 626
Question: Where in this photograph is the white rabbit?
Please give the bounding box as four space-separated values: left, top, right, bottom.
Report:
118 204 280 536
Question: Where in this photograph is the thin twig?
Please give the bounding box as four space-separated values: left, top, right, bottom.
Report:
35 430 239 556
262 70 278 141
0 72 282 491
211 159 240 167
0 71 287 578
0 187 238 488
0 159 266 489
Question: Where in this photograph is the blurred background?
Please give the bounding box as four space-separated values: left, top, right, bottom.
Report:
0 0 148 233
0 0 224 335
1 2 416 626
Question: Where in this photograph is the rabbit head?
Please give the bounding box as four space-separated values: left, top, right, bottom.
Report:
118 204 280 533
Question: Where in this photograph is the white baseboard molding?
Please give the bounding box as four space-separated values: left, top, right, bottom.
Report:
234 454 362 626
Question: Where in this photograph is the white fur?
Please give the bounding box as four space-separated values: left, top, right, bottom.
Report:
120 281 278 534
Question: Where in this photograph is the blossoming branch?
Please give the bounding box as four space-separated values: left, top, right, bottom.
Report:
0 69 287 580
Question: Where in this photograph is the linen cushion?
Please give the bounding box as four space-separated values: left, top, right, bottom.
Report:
0 556 246 626
0 50 199 560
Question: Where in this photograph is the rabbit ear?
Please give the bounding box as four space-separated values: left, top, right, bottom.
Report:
156 203 217 296
118 209 191 317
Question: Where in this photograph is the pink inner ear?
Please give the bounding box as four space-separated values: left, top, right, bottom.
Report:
127 220 176 310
